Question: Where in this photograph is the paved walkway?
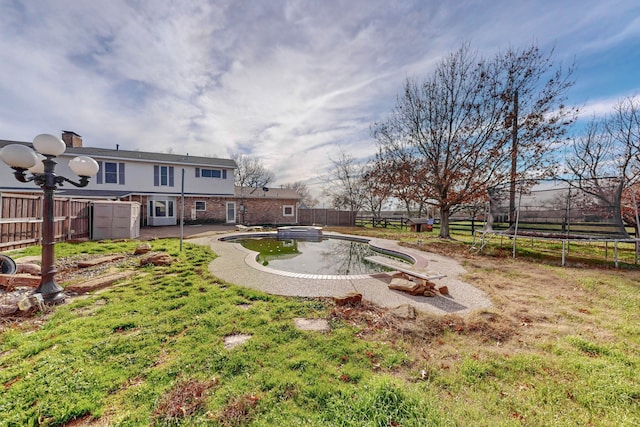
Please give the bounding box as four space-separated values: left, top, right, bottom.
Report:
185 230 492 315
139 224 236 240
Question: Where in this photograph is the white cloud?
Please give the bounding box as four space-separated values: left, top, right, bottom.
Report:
1 0 639 201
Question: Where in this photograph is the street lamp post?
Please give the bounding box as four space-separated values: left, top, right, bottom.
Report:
0 134 99 304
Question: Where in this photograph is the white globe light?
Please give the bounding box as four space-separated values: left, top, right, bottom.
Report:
33 134 66 156
28 153 46 174
69 155 99 177
0 144 38 169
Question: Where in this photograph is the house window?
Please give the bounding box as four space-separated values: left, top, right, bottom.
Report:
154 165 174 187
283 205 294 216
195 201 206 211
96 161 125 185
105 162 117 183
196 168 227 179
149 200 174 217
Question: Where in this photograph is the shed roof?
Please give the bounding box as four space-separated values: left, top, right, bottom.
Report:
406 217 432 224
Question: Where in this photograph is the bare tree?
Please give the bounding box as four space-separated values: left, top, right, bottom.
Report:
361 160 392 220
231 153 274 189
566 95 640 230
373 45 509 238
371 44 576 237
282 181 318 207
322 149 366 214
494 44 578 223
367 148 427 217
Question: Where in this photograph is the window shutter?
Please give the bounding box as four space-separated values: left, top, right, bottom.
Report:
195 167 200 177
118 163 125 185
222 170 227 179
96 161 102 184
154 165 159 186
169 167 174 187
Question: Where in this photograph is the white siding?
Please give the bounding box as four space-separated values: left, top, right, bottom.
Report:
0 153 235 196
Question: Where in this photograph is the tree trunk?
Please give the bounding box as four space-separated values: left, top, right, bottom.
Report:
403 199 412 217
439 206 451 238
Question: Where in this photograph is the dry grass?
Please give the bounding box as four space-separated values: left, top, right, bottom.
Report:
152 378 219 424
327 230 639 372
209 393 261 427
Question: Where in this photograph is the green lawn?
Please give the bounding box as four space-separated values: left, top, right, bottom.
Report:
0 236 638 426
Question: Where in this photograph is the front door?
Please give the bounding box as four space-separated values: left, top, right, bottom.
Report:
226 202 236 223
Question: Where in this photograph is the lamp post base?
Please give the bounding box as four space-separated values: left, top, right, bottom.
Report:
34 280 66 305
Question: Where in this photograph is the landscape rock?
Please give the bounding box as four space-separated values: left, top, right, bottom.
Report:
438 286 449 295
65 271 137 294
17 294 45 313
0 303 18 316
77 255 125 268
333 292 362 306
294 317 331 332
134 243 152 255
388 277 421 292
389 278 430 296
16 263 41 276
390 304 417 319
423 289 437 297
140 252 173 266
224 334 252 349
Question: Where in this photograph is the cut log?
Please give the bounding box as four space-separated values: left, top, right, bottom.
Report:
0 274 41 289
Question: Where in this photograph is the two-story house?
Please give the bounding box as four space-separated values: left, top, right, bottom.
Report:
0 132 300 227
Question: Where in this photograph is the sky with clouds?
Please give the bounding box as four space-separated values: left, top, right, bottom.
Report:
1 0 639 199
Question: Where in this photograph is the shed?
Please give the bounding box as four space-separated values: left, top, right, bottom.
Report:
92 201 141 240
407 218 434 232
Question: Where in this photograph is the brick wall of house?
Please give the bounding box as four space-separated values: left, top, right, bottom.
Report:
183 197 229 223
123 194 299 226
239 198 297 225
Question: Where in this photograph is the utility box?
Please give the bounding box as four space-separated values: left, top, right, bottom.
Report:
92 201 141 240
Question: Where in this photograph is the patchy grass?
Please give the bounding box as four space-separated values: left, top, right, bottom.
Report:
1 234 639 426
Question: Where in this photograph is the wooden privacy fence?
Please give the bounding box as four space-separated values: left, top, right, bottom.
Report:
0 193 91 251
298 208 357 227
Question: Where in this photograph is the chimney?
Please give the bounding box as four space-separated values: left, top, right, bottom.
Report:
61 130 83 147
